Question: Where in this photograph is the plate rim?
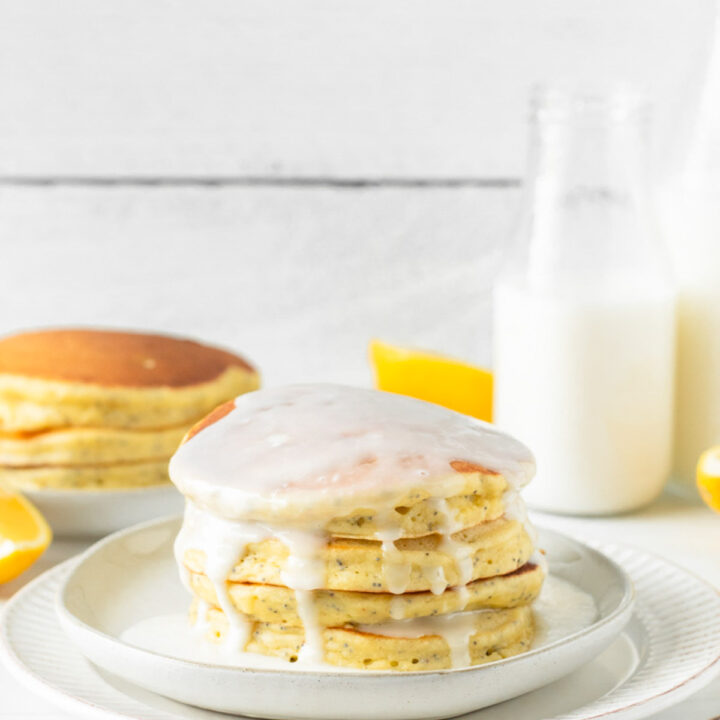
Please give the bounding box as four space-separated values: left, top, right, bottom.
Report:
55 515 635 678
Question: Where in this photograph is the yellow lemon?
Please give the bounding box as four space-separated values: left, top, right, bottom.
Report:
697 446 720 513
369 339 493 422
0 484 52 583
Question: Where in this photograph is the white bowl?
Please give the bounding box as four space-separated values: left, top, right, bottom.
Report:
25 485 184 538
56 517 634 720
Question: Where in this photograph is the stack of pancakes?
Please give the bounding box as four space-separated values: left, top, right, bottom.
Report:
0 329 259 492
171 383 544 672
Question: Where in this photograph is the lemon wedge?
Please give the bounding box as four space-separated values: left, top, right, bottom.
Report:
0 484 52 583
369 339 493 422
697 446 720 513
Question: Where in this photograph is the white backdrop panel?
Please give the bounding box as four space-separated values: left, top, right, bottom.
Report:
0 0 711 178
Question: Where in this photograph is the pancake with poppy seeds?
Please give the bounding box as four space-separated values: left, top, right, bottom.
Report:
186 561 544 627
0 329 259 494
0 329 259 432
0 425 187 467
193 602 534 671
170 384 544 670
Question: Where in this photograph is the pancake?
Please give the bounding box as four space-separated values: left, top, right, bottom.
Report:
193 603 534 671
0 329 255 387
180 513 534 593
0 425 187 466
0 459 170 490
326 475 508 538
170 384 541 671
0 329 259 431
186 562 544 626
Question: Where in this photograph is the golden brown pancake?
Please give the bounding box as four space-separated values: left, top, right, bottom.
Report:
193 602 535 671
0 459 171 489
186 561 544 626
0 328 260 490
181 516 534 593
0 329 260 432
0 329 253 387
0 424 187 466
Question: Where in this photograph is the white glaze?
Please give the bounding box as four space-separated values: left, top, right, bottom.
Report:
379 537 412 595
454 585 471 611
440 535 474 587
428 496 474 591
503 489 537 545
275 528 327 591
174 502 272 652
532 576 597 646
294 590 325 664
375 496 476 598
170 384 535 525
176 502 337 664
193 598 210 634
390 596 406 620
274 528 327 663
424 566 449 596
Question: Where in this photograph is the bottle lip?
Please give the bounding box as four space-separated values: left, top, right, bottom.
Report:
530 84 651 125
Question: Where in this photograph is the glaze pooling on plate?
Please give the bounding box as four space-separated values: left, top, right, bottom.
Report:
170 383 535 523
170 384 541 670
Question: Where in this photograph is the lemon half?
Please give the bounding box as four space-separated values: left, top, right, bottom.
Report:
0 484 52 583
369 339 493 422
697 446 720 513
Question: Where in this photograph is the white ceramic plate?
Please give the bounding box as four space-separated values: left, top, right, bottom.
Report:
24 485 184 538
51 517 635 719
1 534 719 720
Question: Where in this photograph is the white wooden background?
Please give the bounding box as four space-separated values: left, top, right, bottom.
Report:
0 0 713 177
0 0 715 385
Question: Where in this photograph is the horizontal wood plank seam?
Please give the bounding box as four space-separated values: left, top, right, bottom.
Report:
0 176 520 189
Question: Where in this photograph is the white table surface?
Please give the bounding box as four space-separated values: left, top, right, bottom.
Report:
1 494 719 720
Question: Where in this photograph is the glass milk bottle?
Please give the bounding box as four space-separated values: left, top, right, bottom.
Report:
493 89 676 515
665 8 720 490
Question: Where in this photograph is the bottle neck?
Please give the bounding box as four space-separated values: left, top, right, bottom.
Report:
509 91 666 293
529 115 651 218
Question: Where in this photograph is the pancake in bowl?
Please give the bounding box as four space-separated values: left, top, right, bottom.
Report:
0 329 259 492
170 383 544 671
